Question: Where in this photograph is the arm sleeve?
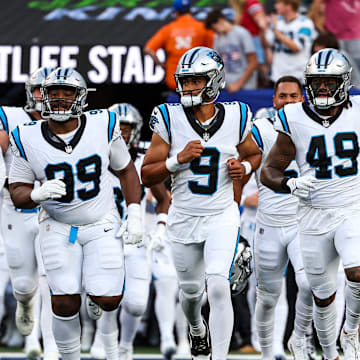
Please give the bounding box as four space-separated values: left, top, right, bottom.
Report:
9 155 35 184
274 108 292 137
109 135 131 171
149 106 170 144
239 103 253 143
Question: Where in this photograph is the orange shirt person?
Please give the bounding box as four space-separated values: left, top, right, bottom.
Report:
144 0 214 91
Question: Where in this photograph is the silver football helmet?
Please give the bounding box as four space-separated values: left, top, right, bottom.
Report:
304 48 352 109
253 107 276 121
230 238 252 296
41 67 89 122
25 67 55 113
174 47 226 107
108 103 143 148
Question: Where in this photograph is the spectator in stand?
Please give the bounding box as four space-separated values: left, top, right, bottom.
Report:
312 32 360 88
229 0 269 86
205 9 258 92
144 0 214 92
264 0 315 86
310 0 360 88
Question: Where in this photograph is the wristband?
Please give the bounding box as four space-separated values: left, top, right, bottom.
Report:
280 177 291 193
241 161 252 175
127 203 141 219
165 155 180 173
157 213 168 225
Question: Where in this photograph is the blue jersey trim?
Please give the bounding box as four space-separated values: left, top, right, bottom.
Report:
69 226 79 244
108 111 116 142
0 107 9 134
158 104 171 143
12 127 27 160
278 108 291 134
240 103 248 141
251 124 263 151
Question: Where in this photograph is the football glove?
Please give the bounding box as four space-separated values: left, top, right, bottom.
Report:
147 223 166 252
230 237 252 296
30 179 67 203
120 203 143 245
286 176 316 199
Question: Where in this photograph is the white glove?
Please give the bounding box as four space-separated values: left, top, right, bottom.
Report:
286 176 316 199
30 179 67 203
124 203 143 245
147 223 166 252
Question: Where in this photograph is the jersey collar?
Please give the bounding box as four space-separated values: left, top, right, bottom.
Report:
41 115 86 154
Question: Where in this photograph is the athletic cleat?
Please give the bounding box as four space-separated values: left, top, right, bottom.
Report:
288 334 309 360
161 341 177 360
24 337 42 360
16 299 35 336
340 328 360 360
189 321 211 360
118 345 133 360
86 296 103 320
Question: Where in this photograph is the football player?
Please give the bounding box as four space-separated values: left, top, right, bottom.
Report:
8 67 143 360
261 49 360 360
141 46 261 360
94 103 177 360
251 76 313 360
0 66 60 360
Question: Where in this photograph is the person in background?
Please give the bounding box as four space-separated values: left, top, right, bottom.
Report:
205 9 258 92
144 0 214 92
229 0 269 86
265 0 315 85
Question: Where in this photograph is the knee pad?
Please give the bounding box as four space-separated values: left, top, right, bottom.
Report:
207 275 229 302
295 270 313 303
257 286 280 310
12 277 37 298
179 280 204 300
123 300 147 317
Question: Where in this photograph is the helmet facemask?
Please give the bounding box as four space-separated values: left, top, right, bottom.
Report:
25 85 43 112
305 74 350 109
41 85 87 122
175 70 221 108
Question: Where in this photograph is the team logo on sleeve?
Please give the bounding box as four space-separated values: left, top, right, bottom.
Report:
149 115 159 131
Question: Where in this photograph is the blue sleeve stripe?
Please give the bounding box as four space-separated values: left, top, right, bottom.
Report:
12 127 27 160
108 111 116 142
228 228 241 281
298 27 311 37
239 102 248 141
251 124 263 151
158 104 171 142
278 108 291 134
0 107 9 134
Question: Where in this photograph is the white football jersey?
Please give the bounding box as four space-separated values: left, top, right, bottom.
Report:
9 110 130 225
111 153 149 225
265 15 315 83
252 116 298 226
0 106 34 203
151 102 252 216
274 97 360 208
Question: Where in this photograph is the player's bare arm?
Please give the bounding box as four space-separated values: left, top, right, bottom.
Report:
142 133 204 187
9 182 36 209
150 182 170 215
260 132 296 192
0 130 9 154
113 159 141 205
227 133 262 180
